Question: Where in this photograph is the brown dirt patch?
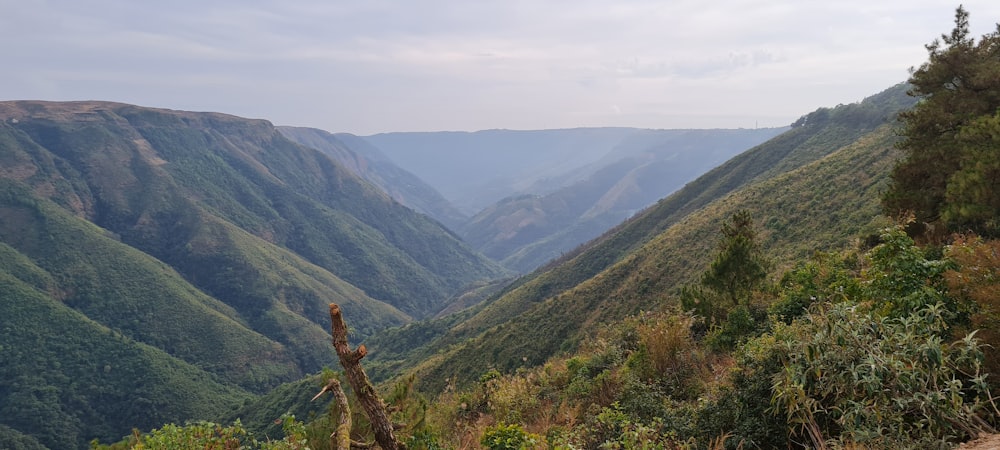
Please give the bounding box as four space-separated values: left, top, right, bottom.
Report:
956 433 1000 450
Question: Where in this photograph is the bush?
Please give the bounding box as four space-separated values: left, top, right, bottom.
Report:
695 333 789 449
773 301 996 448
480 423 539 450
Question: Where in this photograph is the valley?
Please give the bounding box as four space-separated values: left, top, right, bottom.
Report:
3 9 1000 447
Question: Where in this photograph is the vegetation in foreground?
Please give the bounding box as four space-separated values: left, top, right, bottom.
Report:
100 216 1000 449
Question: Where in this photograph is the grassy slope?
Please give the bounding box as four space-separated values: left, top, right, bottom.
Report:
363 84 914 391
406 122 900 392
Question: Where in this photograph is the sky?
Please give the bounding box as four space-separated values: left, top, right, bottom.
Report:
3 1 1000 135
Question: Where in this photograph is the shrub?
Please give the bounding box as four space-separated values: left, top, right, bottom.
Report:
863 227 958 322
695 333 789 449
945 236 1000 379
480 423 539 450
772 301 996 448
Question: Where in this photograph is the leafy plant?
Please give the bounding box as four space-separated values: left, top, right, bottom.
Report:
772 301 996 448
480 423 539 450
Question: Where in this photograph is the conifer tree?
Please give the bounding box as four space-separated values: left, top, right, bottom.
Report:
701 210 769 306
883 6 1000 236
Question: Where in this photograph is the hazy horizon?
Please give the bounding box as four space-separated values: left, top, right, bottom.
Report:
4 1 1000 134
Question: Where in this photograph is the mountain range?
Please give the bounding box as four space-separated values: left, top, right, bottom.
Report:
0 101 503 448
0 82 918 448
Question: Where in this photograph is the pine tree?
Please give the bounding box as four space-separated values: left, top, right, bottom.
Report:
883 6 1000 236
944 112 1000 235
700 210 769 306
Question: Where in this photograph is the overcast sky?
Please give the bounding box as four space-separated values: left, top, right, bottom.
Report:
3 1 1000 134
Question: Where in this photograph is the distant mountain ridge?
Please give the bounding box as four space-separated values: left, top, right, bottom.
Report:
0 100 505 448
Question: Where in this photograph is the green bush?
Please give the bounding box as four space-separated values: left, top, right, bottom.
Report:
773 301 995 448
480 423 539 450
695 333 789 449
92 416 310 450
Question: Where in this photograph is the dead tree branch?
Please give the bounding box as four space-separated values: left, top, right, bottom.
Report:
312 377 352 450
329 303 406 450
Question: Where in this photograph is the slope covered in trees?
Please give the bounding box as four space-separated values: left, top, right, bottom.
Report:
0 102 505 448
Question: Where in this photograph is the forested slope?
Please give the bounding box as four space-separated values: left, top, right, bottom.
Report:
0 101 505 448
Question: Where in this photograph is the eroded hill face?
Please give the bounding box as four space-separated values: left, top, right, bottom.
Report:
0 101 505 449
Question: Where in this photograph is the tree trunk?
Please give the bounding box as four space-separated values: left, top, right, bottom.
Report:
328 303 405 450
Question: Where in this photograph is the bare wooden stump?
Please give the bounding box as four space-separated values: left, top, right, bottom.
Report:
327 303 406 450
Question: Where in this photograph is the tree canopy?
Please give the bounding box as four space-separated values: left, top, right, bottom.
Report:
701 210 769 306
883 6 1000 237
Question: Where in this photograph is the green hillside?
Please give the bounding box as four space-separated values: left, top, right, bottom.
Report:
0 101 506 448
0 103 503 317
0 181 305 388
0 247 251 449
364 84 916 391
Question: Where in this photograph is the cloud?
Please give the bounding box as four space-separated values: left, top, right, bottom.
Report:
3 0 1000 133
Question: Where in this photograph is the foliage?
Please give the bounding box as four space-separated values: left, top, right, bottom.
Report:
92 416 310 450
700 211 769 308
680 210 770 351
884 6 1000 237
772 301 995 448
944 111 1000 235
863 227 965 325
480 423 540 450
944 236 1000 379
695 333 788 450
624 312 707 400
0 425 47 450
0 269 249 450
703 304 769 352
769 252 862 324
565 404 680 450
